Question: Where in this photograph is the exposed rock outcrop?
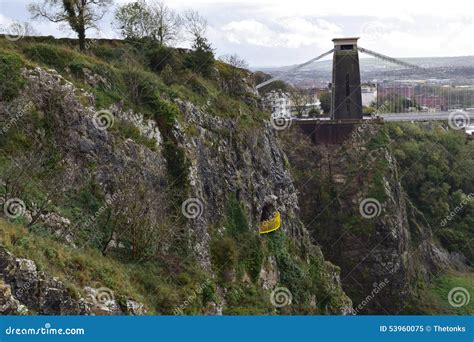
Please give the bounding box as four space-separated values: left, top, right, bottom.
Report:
0 66 352 315
0 246 146 315
280 125 458 314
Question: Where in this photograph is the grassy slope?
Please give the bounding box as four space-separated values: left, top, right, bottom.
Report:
0 36 351 315
410 272 474 315
0 218 216 315
0 36 265 314
1 36 471 315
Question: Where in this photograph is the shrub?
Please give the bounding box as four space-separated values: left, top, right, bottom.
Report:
211 236 238 281
147 46 182 73
122 68 161 107
23 44 74 72
0 51 25 101
184 36 215 77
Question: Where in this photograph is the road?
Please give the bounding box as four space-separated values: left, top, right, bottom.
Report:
290 111 474 123
380 111 474 122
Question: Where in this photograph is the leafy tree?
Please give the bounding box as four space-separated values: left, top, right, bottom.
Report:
185 35 214 77
182 10 214 77
29 0 113 50
308 108 320 117
388 122 474 265
113 0 181 45
113 0 153 41
290 88 309 118
319 91 331 114
218 54 249 94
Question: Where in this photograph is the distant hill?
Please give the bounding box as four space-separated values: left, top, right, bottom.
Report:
255 56 474 87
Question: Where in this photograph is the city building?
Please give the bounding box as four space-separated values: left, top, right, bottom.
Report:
415 95 447 110
361 84 377 106
262 90 292 118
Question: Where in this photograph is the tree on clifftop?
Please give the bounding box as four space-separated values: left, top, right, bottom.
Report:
183 10 214 77
113 0 182 46
28 0 113 51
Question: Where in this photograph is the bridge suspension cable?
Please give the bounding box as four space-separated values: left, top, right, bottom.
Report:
256 48 334 89
357 46 424 70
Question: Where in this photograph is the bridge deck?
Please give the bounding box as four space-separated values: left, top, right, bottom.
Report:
291 111 474 124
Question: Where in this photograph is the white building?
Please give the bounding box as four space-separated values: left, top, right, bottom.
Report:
262 90 292 118
361 85 377 107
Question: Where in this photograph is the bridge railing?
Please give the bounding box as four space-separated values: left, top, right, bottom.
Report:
259 211 281 234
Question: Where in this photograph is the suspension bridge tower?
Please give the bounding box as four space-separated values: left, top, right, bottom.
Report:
331 37 363 120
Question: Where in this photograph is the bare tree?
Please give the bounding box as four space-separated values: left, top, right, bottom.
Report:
218 54 249 94
28 0 113 50
113 0 155 41
220 54 249 69
114 0 182 46
0 22 39 38
183 9 207 41
97 169 175 261
290 88 309 118
152 1 182 46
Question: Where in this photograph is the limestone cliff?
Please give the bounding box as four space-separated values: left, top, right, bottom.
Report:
0 65 351 315
279 124 461 314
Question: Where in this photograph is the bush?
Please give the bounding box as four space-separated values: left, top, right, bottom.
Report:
122 68 161 107
184 36 215 78
211 236 238 281
147 46 182 73
23 44 74 72
225 196 249 236
0 51 25 101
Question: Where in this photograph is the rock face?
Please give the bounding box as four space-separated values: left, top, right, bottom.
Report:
174 100 305 267
0 246 145 315
0 66 353 315
0 246 85 315
280 125 456 314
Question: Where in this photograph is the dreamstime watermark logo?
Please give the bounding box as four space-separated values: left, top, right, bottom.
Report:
86 287 115 306
92 110 115 131
5 323 85 336
173 279 212 315
270 287 292 308
83 191 122 228
270 117 292 131
448 287 470 308
0 102 34 136
15 278 34 298
352 278 390 314
181 198 204 219
359 198 382 219
440 193 473 227
350 104 387 142
3 22 26 42
360 21 388 42
448 110 470 130
2 198 26 219
367 148 385 164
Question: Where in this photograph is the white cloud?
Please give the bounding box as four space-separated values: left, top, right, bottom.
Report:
359 16 474 58
222 17 342 48
1 0 473 66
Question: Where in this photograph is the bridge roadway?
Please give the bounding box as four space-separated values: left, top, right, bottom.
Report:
291 111 474 123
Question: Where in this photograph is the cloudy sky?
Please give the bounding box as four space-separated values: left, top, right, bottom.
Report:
0 0 473 67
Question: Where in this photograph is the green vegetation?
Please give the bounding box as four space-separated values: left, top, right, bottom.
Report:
211 196 263 284
387 123 474 264
0 218 215 314
0 34 271 314
267 231 349 313
407 272 474 314
0 50 26 101
209 196 349 314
